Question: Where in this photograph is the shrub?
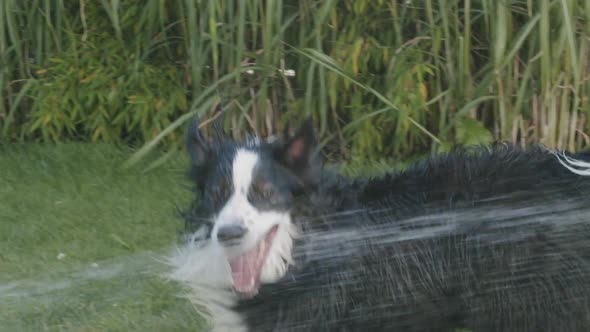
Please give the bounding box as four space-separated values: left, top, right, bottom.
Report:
1 0 589 164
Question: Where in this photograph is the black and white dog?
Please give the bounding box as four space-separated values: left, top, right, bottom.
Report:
167 116 590 332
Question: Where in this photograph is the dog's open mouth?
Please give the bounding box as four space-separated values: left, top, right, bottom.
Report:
229 225 278 298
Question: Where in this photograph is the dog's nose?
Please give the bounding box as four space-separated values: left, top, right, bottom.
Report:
216 224 248 244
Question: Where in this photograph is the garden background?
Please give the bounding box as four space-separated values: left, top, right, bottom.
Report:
1 1 589 331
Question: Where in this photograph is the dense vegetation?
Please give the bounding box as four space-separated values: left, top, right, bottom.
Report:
1 0 589 163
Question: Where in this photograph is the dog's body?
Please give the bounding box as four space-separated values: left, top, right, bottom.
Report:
168 117 590 332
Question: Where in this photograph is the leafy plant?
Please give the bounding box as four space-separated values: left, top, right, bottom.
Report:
1 0 589 165
26 31 187 144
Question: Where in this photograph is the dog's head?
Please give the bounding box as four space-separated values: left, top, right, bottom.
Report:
174 115 320 298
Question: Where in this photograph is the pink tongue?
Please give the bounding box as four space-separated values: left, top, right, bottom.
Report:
228 226 278 297
229 246 262 296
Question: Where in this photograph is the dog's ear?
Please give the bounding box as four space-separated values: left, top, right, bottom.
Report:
185 115 212 168
275 118 318 174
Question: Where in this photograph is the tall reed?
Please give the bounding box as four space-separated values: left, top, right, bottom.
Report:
1 0 588 166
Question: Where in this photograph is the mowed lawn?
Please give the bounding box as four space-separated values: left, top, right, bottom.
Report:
0 144 205 331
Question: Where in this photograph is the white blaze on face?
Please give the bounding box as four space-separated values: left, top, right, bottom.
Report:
210 148 297 295
213 149 258 238
232 150 259 198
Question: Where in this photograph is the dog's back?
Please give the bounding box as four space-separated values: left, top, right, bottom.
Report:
235 144 590 332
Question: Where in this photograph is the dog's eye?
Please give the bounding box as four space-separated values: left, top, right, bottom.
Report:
262 185 273 198
213 184 230 200
252 180 274 198
248 180 270 203
207 182 232 210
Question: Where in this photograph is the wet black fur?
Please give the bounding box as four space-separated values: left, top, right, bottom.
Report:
182 116 590 332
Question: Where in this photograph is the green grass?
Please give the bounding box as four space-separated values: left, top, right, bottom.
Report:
0 144 205 331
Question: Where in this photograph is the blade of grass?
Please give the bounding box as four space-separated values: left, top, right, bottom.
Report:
123 67 259 168
292 46 442 145
2 79 35 137
123 95 219 169
442 95 497 135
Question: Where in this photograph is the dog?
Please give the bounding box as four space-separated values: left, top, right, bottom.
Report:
167 115 590 332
